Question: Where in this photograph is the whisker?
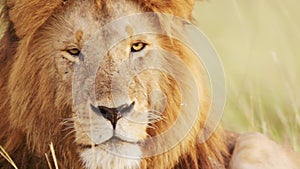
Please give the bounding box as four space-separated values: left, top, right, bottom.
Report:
60 118 75 126
147 111 166 124
62 126 75 131
146 124 156 130
62 129 77 140
148 116 164 124
62 124 74 128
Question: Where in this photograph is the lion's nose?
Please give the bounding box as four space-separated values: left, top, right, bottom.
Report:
90 101 135 129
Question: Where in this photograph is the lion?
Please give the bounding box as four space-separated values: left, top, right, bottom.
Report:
0 0 299 169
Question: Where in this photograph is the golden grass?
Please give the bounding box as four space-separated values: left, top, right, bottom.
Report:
46 143 59 169
0 146 18 169
0 143 59 169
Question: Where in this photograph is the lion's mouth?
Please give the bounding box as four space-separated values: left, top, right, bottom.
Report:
103 136 140 145
78 135 141 150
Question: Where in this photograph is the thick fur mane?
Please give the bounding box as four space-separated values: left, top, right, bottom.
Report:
0 0 230 168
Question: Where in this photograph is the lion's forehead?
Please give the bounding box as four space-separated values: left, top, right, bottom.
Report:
48 0 157 52
56 1 143 34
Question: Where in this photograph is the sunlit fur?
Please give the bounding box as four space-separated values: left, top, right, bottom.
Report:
230 133 300 169
0 0 230 168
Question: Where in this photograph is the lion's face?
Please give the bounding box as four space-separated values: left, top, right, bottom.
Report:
26 0 201 168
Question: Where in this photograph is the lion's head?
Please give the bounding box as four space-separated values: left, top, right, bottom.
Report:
0 0 229 168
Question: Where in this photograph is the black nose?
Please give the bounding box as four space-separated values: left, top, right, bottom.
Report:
90 102 135 129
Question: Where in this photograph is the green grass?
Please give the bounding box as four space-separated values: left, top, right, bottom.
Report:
194 0 300 151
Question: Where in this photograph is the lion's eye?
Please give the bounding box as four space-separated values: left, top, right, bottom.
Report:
131 42 146 52
67 48 81 56
62 48 82 63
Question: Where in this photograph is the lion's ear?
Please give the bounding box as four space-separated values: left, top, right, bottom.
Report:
6 0 63 39
139 0 195 20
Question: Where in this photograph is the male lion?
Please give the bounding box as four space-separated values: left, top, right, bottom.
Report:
0 0 299 169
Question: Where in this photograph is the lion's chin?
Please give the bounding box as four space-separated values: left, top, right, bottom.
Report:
80 137 142 169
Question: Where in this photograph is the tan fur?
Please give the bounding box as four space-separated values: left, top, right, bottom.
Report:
0 0 230 168
230 133 300 169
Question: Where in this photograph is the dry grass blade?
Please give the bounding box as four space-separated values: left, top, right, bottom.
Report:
45 153 53 169
49 143 59 169
0 145 18 169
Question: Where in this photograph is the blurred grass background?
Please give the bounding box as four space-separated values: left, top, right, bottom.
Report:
0 0 299 152
194 0 300 151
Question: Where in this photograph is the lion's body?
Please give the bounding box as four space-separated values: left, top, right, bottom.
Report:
0 0 299 169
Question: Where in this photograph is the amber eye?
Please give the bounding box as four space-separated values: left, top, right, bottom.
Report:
131 42 146 52
62 48 82 63
67 48 81 56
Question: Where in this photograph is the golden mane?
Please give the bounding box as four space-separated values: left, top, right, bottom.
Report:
0 0 231 168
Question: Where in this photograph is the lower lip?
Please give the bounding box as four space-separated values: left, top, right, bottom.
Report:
97 136 139 146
